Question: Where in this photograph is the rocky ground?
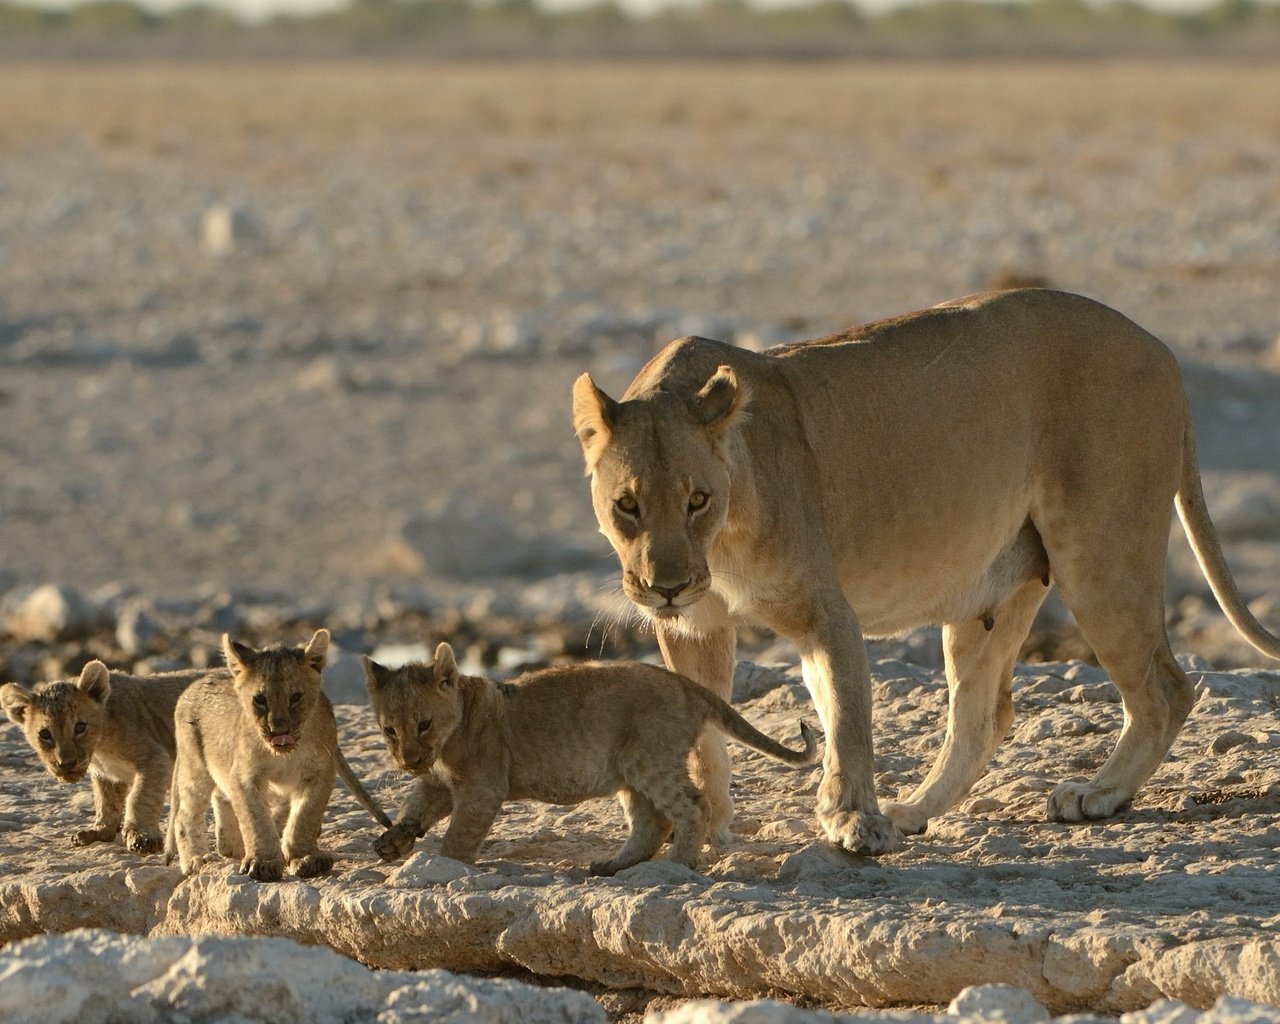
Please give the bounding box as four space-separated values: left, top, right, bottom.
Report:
1 58 1279 1021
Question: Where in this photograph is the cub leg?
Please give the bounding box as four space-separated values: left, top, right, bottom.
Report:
623 760 707 869
74 774 126 847
798 590 902 856
590 788 670 877
883 578 1047 836
171 758 216 875
212 790 244 860
121 752 173 854
281 768 336 879
227 781 286 883
438 786 503 863
375 777 454 862
657 620 736 847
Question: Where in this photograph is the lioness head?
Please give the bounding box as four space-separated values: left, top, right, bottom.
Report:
222 630 328 755
363 642 462 773
572 363 750 623
1 661 112 783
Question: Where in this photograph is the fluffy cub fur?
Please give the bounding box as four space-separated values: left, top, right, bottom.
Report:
364 643 816 874
1 662 203 853
167 629 387 882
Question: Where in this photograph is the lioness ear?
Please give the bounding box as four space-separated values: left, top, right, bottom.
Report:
302 629 330 672
0 683 33 726
572 373 620 473
222 634 258 675
76 661 112 705
695 365 751 434
433 642 459 689
362 656 392 693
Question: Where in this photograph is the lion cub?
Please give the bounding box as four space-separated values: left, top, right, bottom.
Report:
2 662 203 853
365 643 816 874
167 629 388 882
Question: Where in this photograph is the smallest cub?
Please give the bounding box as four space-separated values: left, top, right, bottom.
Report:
365 644 816 874
2 663 202 853
168 629 366 882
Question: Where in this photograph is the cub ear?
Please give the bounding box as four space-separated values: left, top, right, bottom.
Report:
362 656 392 693
572 373 620 473
302 629 330 672
433 642 459 689
221 634 258 675
76 661 112 705
0 683 33 726
695 364 751 434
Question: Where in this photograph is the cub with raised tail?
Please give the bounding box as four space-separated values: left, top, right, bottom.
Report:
166 629 389 882
364 642 816 874
2 662 203 853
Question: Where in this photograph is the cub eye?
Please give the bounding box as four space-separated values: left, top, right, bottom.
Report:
688 491 709 513
74 721 88 736
38 728 54 746
383 725 398 740
615 494 639 516
418 719 432 736
252 694 268 711
289 692 303 706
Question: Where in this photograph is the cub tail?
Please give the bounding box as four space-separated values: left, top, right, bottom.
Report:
335 747 393 829
698 688 818 765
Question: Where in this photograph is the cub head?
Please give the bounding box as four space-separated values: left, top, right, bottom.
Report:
363 642 462 773
222 629 328 756
572 360 750 624
0 661 112 783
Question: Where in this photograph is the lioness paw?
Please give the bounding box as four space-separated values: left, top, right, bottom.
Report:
291 852 334 879
820 808 903 856
71 826 118 847
374 824 418 862
881 800 931 836
241 856 285 883
1047 782 1130 822
123 828 164 854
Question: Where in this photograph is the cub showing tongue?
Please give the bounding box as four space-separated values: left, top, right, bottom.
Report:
271 733 297 749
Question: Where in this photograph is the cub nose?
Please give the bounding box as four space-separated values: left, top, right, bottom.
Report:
650 580 690 602
57 758 77 771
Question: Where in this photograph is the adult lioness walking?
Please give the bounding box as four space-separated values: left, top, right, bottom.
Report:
572 288 1280 856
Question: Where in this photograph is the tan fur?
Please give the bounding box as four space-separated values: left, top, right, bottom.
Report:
166 629 385 881
1 662 203 853
363 643 815 874
572 288 1280 854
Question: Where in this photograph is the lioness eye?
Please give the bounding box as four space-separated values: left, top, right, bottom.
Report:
289 692 303 706
74 721 88 736
383 725 398 740
418 719 432 736
615 494 639 516
38 728 54 746
688 491 709 513
252 694 268 711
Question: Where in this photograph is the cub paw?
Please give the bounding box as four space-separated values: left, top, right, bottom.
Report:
588 859 624 877
240 856 285 883
179 854 210 876
123 828 164 855
291 852 334 879
71 826 118 847
881 800 930 837
819 808 904 856
216 836 245 859
374 824 418 862
1047 781 1130 823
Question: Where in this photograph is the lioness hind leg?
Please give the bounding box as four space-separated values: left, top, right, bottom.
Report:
884 577 1047 836
590 788 670 876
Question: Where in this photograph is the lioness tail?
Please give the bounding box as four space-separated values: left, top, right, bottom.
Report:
335 748 392 829
1176 413 1280 660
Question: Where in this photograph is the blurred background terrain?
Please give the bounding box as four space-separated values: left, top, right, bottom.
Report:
0 50 1278 688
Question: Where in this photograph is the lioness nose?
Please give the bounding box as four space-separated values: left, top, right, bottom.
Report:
651 580 690 601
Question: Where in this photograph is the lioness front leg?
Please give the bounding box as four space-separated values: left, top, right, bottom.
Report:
657 620 736 847
376 777 453 862
74 774 126 847
799 594 902 856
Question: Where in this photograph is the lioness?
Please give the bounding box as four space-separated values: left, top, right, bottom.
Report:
1 662 203 853
572 288 1280 856
364 642 815 873
167 630 389 881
